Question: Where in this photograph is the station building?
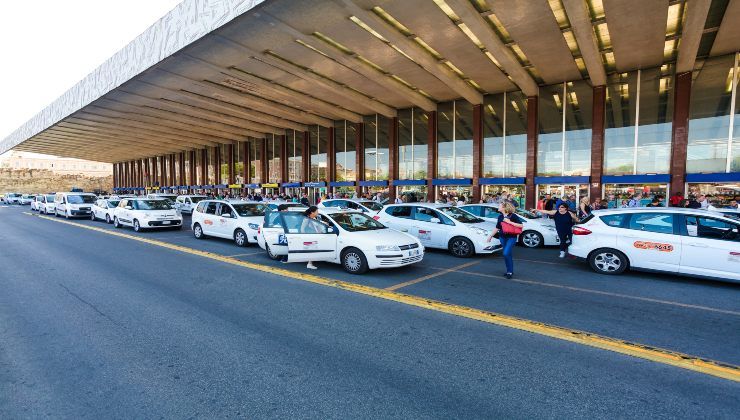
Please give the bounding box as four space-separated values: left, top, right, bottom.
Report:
1 0 739 207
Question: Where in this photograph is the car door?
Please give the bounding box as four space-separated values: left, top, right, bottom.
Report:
282 212 337 263
617 212 681 272
201 202 219 235
382 206 413 232
412 207 453 248
215 203 237 238
680 215 740 280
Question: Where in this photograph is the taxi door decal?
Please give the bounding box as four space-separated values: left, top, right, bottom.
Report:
418 230 431 241
633 241 673 252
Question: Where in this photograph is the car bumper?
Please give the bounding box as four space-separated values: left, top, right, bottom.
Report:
474 241 503 254
146 219 182 227
368 250 424 269
69 210 91 216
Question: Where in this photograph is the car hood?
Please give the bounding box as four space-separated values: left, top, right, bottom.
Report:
343 228 418 246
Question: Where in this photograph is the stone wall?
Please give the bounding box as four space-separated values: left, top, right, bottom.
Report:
0 168 112 193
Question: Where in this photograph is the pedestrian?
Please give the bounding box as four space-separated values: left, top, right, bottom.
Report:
646 197 663 207
534 203 580 258
669 191 684 207
486 202 523 279
591 197 604 210
301 206 322 270
698 194 709 209
577 197 592 219
687 195 701 209
300 193 310 206
394 195 402 204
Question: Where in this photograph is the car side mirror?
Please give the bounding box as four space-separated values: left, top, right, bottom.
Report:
430 217 441 224
327 226 336 234
125 206 132 210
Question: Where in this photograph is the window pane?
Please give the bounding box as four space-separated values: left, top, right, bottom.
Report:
688 54 734 173
506 92 528 177
335 121 356 181
437 102 454 178
288 130 303 183
207 146 216 185
251 139 262 183
377 115 389 180
563 81 592 176
605 72 638 175
733 58 740 172
637 67 673 174
398 108 414 179
364 115 378 180
234 142 244 184
455 100 474 178
537 84 565 176
628 213 674 234
268 134 281 183
412 108 428 179
483 94 505 177
310 126 327 182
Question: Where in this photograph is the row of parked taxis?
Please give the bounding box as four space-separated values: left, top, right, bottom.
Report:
25 191 740 281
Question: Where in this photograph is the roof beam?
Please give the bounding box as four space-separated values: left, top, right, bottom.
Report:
676 0 711 73
335 0 483 104
443 0 539 96
561 0 608 86
255 12 436 112
183 45 363 122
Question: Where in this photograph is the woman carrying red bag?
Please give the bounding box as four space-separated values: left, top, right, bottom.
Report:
486 202 523 279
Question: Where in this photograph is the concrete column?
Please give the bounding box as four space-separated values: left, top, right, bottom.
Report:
200 149 207 187
280 135 288 187
302 131 310 183
169 154 176 187
188 151 196 187
214 147 221 185
670 71 692 195
179 152 186 187
472 104 483 203
590 85 606 200
525 96 539 209
426 111 437 202
260 138 268 184
243 142 250 185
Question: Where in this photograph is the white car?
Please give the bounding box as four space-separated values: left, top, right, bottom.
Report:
460 204 559 248
191 200 268 246
30 195 42 211
147 193 177 208
38 194 56 214
568 208 740 282
375 203 501 257
113 198 182 232
319 198 384 213
264 202 307 211
91 198 121 224
54 192 97 218
4 193 21 204
18 194 34 205
174 195 207 215
257 208 424 274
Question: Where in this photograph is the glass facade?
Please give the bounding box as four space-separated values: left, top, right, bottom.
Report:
206 146 216 185
234 142 245 184
220 144 230 184
537 81 592 176
267 134 281 183
334 120 357 181
174 153 181 186
483 92 527 177
184 153 191 185
194 152 202 185
398 108 428 179
310 125 328 182
249 139 261 184
364 114 390 180
437 100 474 178
604 67 673 175
688 53 739 173
287 130 303 183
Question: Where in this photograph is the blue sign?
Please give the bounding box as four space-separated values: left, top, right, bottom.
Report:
303 182 326 187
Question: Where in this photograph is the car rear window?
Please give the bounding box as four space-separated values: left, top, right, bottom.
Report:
628 213 674 234
598 214 626 227
386 206 412 218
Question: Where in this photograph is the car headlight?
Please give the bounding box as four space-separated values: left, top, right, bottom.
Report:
376 245 401 251
248 223 260 230
470 227 489 236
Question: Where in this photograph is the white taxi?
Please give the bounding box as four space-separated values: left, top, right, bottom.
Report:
30 195 42 211
19 194 34 205
319 198 384 213
113 198 182 232
257 208 423 274
569 208 740 282
375 203 500 258
460 204 559 248
91 198 121 224
38 194 56 214
191 200 268 246
174 195 207 215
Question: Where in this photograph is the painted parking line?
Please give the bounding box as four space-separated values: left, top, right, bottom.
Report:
435 268 740 317
385 261 481 291
225 251 264 258
26 212 740 383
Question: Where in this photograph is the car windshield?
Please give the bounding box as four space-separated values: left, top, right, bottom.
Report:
108 200 120 208
136 200 171 210
359 201 383 211
23 195 33 198
45 195 55 201
516 209 539 219
232 203 267 217
438 206 483 223
328 212 386 231
67 195 96 204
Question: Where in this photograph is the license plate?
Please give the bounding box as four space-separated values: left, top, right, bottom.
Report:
162 221 171 225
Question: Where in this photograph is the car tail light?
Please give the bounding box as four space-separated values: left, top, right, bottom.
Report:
372 215 380 220
572 226 592 235
257 227 261 234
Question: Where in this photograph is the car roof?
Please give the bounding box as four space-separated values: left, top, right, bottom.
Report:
385 202 450 209
592 207 729 217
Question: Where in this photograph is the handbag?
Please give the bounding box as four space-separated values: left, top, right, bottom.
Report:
501 218 523 235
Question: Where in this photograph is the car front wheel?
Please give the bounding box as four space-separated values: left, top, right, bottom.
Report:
449 236 474 258
113 217 121 228
105 214 111 224
588 248 628 275
193 223 204 239
234 229 247 247
133 219 141 232
342 247 368 274
265 244 281 260
91 212 96 221
520 230 543 248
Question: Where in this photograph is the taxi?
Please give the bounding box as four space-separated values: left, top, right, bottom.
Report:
113 198 182 231
191 200 268 246
319 198 384 213
174 195 207 215
38 194 56 214
569 207 740 282
91 198 121 224
460 204 559 248
257 208 423 274
375 203 500 257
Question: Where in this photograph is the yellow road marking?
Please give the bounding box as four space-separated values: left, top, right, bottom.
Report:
225 251 263 258
443 268 740 317
28 212 740 382
385 261 481 291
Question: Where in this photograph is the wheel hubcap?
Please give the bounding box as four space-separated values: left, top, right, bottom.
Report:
345 253 361 271
195 227 202 237
236 232 245 244
453 240 470 255
594 253 621 272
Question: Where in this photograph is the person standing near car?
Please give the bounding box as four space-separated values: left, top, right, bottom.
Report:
533 203 580 258
577 197 592 219
301 206 323 270
486 202 523 279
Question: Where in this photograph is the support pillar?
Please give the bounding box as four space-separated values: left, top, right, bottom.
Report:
228 144 235 185
327 127 335 184
472 104 483 203
670 71 692 195
179 152 186 188
214 147 221 186
243 142 250 185
137 160 143 191
169 154 176 187
302 131 310 183
280 135 288 188
388 117 398 201
590 85 606 200
427 111 437 202
260 138 268 184
200 149 207 187
188 151 196 188
525 96 539 209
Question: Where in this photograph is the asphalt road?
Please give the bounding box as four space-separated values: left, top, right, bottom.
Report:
1 204 739 418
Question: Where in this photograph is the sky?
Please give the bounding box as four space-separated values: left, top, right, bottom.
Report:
0 0 183 158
